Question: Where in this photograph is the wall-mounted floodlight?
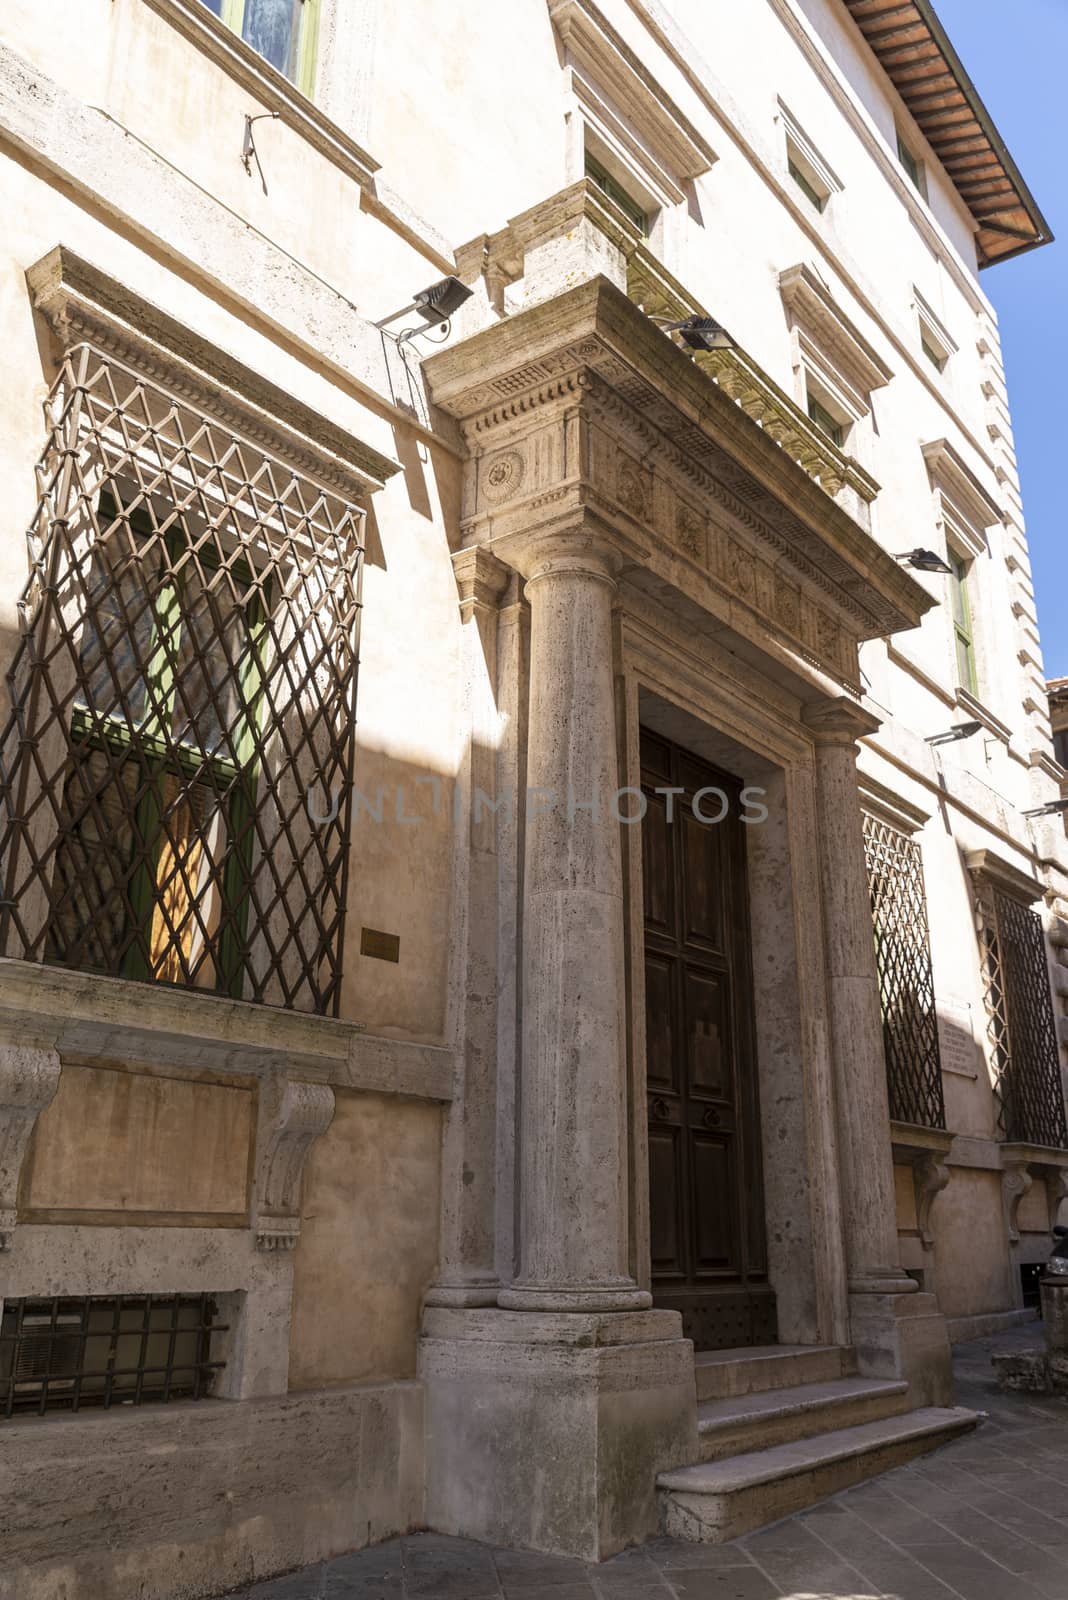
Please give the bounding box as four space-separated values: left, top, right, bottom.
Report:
1024 798 1068 819
896 548 953 574
658 315 737 352
926 721 983 746
412 276 473 324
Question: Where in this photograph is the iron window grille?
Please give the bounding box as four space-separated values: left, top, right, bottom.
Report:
863 813 946 1130
0 345 363 1014
974 881 1067 1149
0 1294 226 1418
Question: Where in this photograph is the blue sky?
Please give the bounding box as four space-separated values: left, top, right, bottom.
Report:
931 0 1067 677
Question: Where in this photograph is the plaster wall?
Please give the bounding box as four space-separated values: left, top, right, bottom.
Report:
931 1166 1013 1320
289 1089 442 1388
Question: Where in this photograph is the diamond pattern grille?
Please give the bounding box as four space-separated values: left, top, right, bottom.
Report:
975 881 1067 1149
0 345 363 1015
863 813 946 1130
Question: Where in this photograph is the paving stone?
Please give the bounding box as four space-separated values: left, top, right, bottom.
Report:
664 1569 781 1599
493 1548 594 1587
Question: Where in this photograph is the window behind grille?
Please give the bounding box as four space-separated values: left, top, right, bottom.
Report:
975 883 1067 1149
0 344 362 1015
0 1295 226 1418
862 813 945 1131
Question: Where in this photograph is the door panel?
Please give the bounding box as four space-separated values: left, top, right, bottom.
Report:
641 728 776 1349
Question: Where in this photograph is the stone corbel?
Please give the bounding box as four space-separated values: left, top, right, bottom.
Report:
914 1153 951 1250
0 1044 62 1250
1046 1168 1068 1231
1002 1161 1033 1245
891 1125 952 1251
253 1072 335 1252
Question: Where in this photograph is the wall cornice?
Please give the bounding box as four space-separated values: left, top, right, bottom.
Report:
27 245 399 499
0 960 454 1104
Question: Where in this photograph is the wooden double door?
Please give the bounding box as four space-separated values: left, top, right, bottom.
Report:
641 729 776 1350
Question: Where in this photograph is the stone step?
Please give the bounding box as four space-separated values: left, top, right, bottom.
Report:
658 1406 980 1544
696 1375 909 1462
694 1343 855 1402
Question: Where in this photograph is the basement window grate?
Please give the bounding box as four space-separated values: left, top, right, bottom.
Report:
0 1294 226 1418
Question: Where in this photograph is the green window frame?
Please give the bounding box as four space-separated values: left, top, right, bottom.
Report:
949 550 978 695
788 155 826 212
896 130 925 196
921 329 946 373
807 392 844 448
584 153 649 236
59 495 269 998
201 0 320 95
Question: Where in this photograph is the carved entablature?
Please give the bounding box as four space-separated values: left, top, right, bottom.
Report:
428 277 931 696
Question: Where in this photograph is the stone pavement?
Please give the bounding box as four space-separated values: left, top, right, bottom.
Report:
222 1322 1068 1600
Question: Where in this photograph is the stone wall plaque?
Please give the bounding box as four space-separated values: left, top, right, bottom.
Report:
937 999 980 1079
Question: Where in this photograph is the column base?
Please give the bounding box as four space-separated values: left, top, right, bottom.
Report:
423 1274 501 1309
848 1289 953 1407
497 1281 653 1313
420 1306 696 1560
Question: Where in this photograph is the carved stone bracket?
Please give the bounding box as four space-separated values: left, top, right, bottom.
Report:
891 1125 953 1252
1047 1168 1068 1230
253 1073 335 1252
1002 1161 1033 1245
914 1153 951 1250
0 1044 62 1250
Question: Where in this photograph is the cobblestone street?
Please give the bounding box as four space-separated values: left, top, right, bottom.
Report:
221 1323 1068 1600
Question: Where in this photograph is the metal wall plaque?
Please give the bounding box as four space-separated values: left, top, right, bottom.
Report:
360 928 400 963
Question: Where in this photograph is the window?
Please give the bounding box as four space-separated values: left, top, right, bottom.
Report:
778 103 841 217
584 152 649 236
1054 727 1068 770
913 292 956 376
45 493 267 995
896 129 926 197
807 391 844 448
948 551 978 695
1 1295 225 1417
863 813 945 1131
0 344 363 1014
921 330 947 373
973 871 1067 1149
788 152 826 212
198 0 320 93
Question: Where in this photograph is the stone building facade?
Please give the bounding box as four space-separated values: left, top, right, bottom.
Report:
0 0 1065 1593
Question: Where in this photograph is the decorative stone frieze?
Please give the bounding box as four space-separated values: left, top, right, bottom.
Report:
425 274 932 702
253 1073 336 1252
0 1042 62 1250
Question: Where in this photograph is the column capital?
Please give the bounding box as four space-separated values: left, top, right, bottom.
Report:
451 545 512 618
803 695 881 745
489 517 632 589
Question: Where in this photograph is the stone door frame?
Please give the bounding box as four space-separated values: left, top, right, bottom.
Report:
616 601 850 1349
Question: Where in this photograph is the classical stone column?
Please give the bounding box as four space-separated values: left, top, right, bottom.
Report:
803 698 912 1295
425 548 510 1307
804 699 952 1403
498 532 649 1313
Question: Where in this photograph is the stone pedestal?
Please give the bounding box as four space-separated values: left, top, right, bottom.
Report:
421 1307 697 1560
804 699 952 1405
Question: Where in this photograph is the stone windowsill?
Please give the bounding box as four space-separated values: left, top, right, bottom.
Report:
0 958 454 1103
